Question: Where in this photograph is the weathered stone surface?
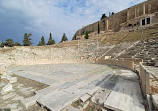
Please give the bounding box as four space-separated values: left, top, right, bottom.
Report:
80 94 91 103
2 92 16 100
21 95 40 108
1 73 7 79
152 94 158 110
17 64 114 110
8 76 17 84
62 105 80 111
0 82 5 88
104 79 145 111
38 90 79 111
1 83 13 94
0 46 82 65
147 94 153 111
91 76 119 105
5 63 146 111
155 62 158 67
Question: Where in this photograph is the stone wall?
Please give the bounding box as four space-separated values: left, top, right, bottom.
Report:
139 63 150 98
0 46 81 65
74 0 158 38
96 58 135 71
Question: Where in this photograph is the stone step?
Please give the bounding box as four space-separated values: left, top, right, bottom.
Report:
91 75 119 105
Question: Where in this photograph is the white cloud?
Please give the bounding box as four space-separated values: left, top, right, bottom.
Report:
0 0 146 43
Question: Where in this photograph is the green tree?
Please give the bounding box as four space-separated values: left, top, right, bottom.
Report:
98 22 100 34
84 32 89 39
60 33 68 43
81 29 85 35
112 12 115 15
47 33 55 45
14 42 21 46
41 36 45 46
37 41 42 46
23 33 32 46
101 14 107 20
0 41 5 48
5 39 14 47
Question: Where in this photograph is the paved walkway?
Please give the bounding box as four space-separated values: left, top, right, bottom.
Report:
7 64 145 111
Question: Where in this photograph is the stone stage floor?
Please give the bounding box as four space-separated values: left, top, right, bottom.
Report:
4 63 145 111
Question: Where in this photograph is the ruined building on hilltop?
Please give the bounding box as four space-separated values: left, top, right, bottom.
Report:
73 0 158 39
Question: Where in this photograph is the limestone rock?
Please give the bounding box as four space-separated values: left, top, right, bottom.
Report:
7 76 17 84
1 83 13 94
80 94 91 103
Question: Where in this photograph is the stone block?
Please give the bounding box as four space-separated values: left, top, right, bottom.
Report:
151 94 158 110
21 96 39 108
2 74 17 83
8 77 17 84
1 83 13 94
0 82 5 88
155 62 158 67
1 74 7 79
0 64 6 74
101 108 107 111
80 94 91 103
7 71 13 75
88 87 99 95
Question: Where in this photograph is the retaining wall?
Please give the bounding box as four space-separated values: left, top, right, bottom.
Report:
96 58 135 71
125 58 143 65
0 46 81 66
139 64 151 98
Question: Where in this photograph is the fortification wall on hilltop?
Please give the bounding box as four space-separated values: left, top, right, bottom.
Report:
74 0 158 37
0 46 81 65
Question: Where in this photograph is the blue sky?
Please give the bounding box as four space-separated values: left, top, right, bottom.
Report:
0 0 146 45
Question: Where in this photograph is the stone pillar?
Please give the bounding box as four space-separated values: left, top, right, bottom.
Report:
137 7 139 17
106 19 109 30
103 20 106 31
127 11 130 21
148 4 151 14
135 8 137 18
143 4 146 15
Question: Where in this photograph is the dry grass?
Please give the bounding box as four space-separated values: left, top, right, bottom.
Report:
13 74 49 91
83 103 97 111
53 40 78 48
151 79 158 94
72 99 83 108
98 25 158 45
151 85 158 94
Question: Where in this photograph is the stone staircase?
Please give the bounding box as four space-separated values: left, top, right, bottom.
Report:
78 46 112 63
78 41 138 63
118 37 158 67
105 42 136 58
